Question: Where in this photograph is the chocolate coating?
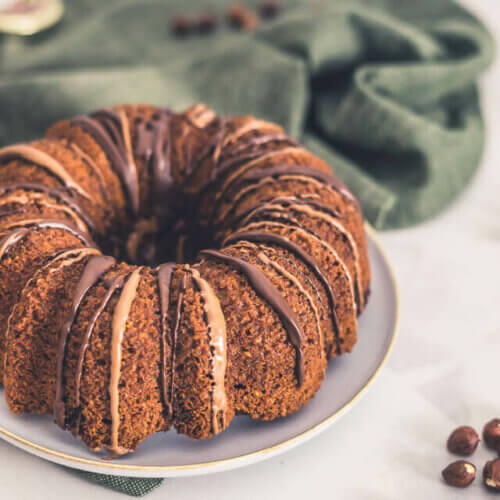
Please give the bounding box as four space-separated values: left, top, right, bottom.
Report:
201 249 304 385
54 255 115 428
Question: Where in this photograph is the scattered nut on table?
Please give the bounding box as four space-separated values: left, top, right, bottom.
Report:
483 419 500 452
447 426 480 456
483 458 500 491
442 460 476 488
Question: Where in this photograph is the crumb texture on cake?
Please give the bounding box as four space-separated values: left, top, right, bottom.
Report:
0 103 370 456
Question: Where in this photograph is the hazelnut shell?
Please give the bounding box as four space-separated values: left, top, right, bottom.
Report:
447 426 480 456
442 460 476 488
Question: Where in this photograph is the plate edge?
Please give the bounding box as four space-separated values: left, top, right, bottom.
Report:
0 223 399 477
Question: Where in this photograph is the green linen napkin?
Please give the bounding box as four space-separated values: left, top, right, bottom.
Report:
74 470 162 497
0 0 494 229
0 0 494 496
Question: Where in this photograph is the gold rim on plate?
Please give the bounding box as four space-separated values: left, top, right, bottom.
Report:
0 223 399 473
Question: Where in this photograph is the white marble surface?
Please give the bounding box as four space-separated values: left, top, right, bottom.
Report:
1 0 499 498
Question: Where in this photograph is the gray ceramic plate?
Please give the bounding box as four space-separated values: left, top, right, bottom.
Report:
0 226 398 477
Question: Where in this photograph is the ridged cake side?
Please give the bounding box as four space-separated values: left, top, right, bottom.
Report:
0 104 370 456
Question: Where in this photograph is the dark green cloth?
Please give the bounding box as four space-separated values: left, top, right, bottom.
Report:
0 0 494 229
74 470 162 497
0 0 494 496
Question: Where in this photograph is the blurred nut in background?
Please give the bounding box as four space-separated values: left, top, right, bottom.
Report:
171 15 192 37
227 3 258 31
259 0 281 19
197 12 217 34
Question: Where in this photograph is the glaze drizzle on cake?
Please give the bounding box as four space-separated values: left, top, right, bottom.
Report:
0 104 370 456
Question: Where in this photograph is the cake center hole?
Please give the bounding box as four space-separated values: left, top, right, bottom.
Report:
122 216 217 267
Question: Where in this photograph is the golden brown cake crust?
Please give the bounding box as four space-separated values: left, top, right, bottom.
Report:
0 103 370 456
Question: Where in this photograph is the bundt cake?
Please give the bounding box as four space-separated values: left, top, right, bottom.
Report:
0 104 370 457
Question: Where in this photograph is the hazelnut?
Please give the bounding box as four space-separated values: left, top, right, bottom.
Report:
171 15 192 37
259 0 281 19
483 419 500 452
442 460 476 488
197 12 217 34
447 426 480 456
227 4 259 31
483 458 500 491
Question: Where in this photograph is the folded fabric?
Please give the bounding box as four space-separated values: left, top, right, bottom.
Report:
0 0 493 229
73 470 162 497
0 0 494 496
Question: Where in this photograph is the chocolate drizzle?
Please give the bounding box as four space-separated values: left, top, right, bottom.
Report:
229 196 363 311
106 267 142 457
168 270 188 420
224 231 340 349
216 148 302 203
213 161 355 229
0 227 29 260
5 248 101 362
200 134 298 196
256 249 324 357
0 208 25 219
157 262 176 414
0 144 91 200
215 119 284 161
229 195 341 230
200 249 304 385
133 109 174 220
69 143 111 204
73 273 126 434
218 134 299 174
0 218 96 248
0 183 96 235
54 255 115 429
189 267 228 434
71 113 140 215
196 120 297 196
0 104 369 455
92 109 131 156
208 117 230 165
238 164 354 201
189 117 288 189
185 116 229 187
231 218 358 329
283 200 363 310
